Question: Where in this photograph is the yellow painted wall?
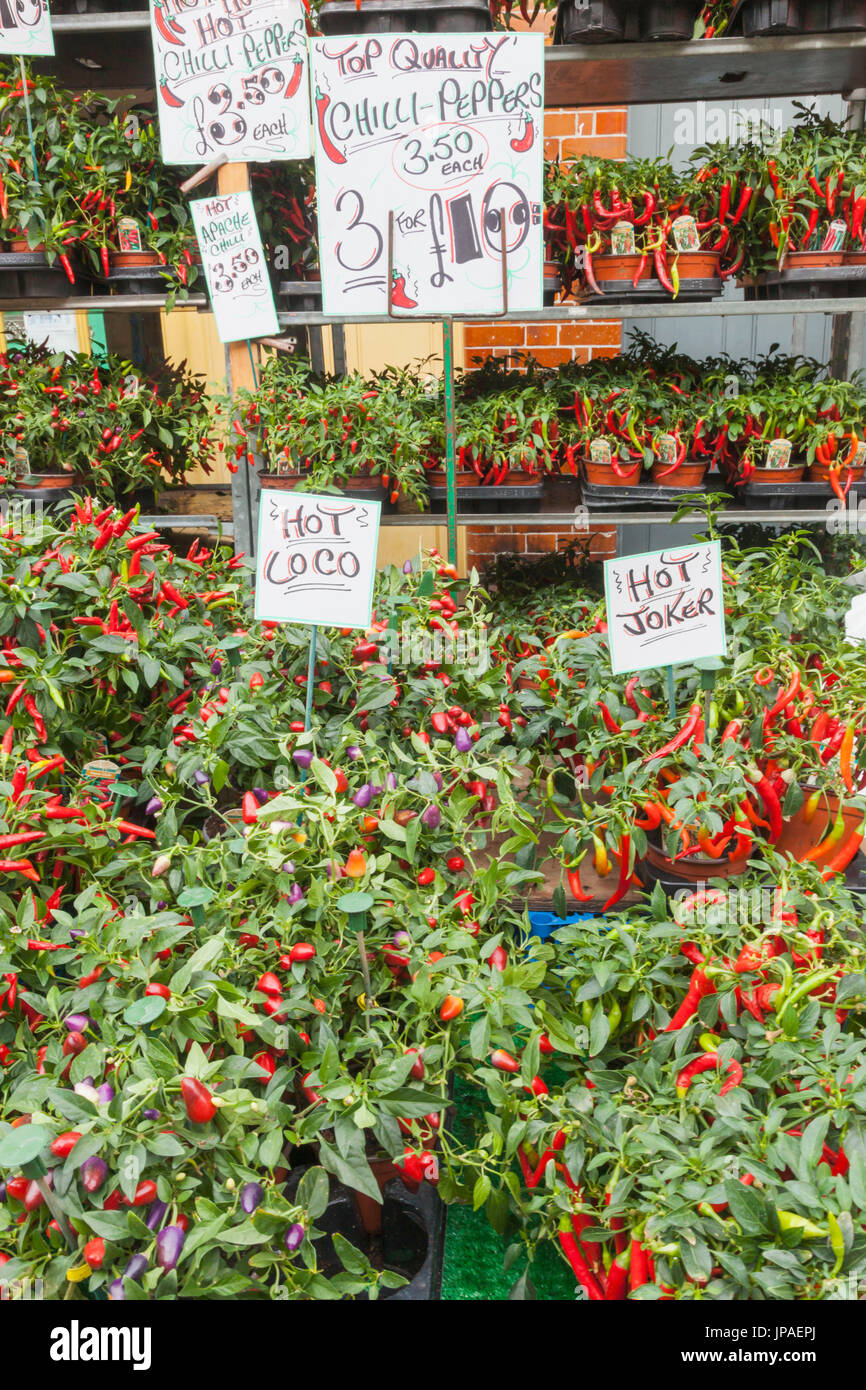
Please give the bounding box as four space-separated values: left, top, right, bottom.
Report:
376 523 465 574
160 306 231 484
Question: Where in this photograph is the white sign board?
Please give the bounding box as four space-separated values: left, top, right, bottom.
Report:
255 489 381 628
310 33 544 316
603 542 727 677
150 0 311 164
22 312 79 356
191 191 278 342
0 0 53 55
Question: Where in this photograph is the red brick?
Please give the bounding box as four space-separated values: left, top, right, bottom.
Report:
590 345 621 359
522 531 559 553
518 346 572 367
595 110 627 135
543 111 577 138
524 323 558 346
560 136 627 162
558 322 622 346
463 324 525 348
466 533 519 557
574 110 598 137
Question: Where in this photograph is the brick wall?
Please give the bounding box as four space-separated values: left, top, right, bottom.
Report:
466 521 616 573
462 106 627 371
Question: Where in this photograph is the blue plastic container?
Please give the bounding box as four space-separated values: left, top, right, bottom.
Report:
527 911 597 941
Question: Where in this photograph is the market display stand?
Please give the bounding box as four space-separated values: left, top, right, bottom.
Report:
14 26 866 558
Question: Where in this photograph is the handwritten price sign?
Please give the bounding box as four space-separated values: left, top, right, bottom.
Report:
603 543 727 677
310 33 544 316
255 489 381 628
0 0 53 55
150 0 311 164
190 191 278 342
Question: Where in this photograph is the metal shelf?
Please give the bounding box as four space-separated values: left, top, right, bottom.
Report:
0 295 206 312
51 10 150 30
278 298 866 326
545 32 866 107
379 508 841 527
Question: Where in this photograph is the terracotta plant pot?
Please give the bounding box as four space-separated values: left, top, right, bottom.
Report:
426 468 539 488
645 840 750 883
9 238 46 253
17 472 83 489
775 790 864 868
109 250 162 269
846 251 866 264
674 250 720 279
750 464 806 483
593 253 653 285
650 460 708 486
583 457 643 487
784 250 846 269
808 460 866 483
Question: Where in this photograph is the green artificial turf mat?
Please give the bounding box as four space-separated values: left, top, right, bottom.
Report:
440 1077 576 1300
441 1200 576 1301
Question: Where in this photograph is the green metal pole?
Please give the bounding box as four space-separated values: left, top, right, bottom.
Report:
443 317 458 570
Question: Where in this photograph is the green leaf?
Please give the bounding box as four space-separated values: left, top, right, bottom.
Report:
318 1138 381 1204
726 1181 769 1235
123 996 166 1027
297 1166 330 1220
473 1174 491 1210
332 1231 367 1275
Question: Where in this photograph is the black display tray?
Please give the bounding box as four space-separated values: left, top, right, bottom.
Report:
276 280 323 313
581 276 722 304
428 482 545 514
744 264 866 299
582 479 716 507
0 251 83 299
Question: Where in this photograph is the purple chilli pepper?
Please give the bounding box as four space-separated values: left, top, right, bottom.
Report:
0 1181 6 1203
97 1084 115 1105
293 749 314 770
454 728 472 753
145 796 163 816
352 783 374 809
281 860 295 875
284 1223 304 1252
240 1181 264 1214
386 772 398 790
143 1109 160 1121
288 883 305 905
125 1253 148 1281
346 746 361 761
420 804 441 830
193 770 210 787
145 1199 168 1231
64 1013 89 1032
403 560 413 574
80 1156 107 1193
252 787 269 805
156 1224 186 1271
210 658 222 676
393 931 411 949
108 1279 125 1300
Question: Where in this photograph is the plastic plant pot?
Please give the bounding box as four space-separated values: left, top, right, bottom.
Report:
638 1 702 39
827 0 866 25
557 0 627 43
742 0 803 33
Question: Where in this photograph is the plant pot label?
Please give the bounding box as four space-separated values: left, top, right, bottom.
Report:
150 0 311 163
610 222 635 256
255 487 381 629
655 433 678 466
191 191 278 343
0 0 53 56
603 540 727 676
117 219 143 254
589 438 611 465
672 215 700 253
309 33 544 316
765 438 792 469
822 219 848 252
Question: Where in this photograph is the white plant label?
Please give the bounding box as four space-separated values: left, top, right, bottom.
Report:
255 488 381 628
151 0 311 164
191 191 278 342
0 0 53 55
603 542 727 677
310 32 544 316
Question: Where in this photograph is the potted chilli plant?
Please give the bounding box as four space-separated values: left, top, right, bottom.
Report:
233 358 431 511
